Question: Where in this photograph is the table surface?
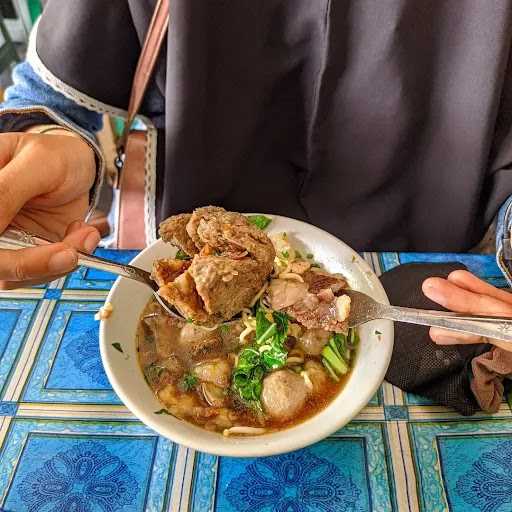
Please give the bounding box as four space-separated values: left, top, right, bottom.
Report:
0 250 510 512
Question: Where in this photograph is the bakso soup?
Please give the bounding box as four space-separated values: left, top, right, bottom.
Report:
137 207 358 436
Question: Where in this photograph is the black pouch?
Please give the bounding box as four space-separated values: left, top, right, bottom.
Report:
381 263 491 415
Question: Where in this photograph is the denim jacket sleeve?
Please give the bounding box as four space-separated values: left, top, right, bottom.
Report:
0 61 103 133
0 61 105 213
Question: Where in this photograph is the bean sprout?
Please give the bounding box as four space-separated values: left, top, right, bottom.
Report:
301 371 313 390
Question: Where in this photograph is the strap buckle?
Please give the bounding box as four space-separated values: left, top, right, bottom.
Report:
112 146 125 189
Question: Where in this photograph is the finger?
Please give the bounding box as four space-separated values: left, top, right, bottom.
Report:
422 277 512 316
429 327 482 344
447 270 512 305
64 221 100 254
0 243 77 282
429 327 512 352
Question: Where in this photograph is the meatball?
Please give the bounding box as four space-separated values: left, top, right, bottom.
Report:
261 370 308 421
297 328 330 355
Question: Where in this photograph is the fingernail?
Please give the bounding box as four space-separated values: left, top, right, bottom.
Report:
84 231 101 253
422 283 443 303
48 250 77 273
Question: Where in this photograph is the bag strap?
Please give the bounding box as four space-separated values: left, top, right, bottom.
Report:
114 0 169 184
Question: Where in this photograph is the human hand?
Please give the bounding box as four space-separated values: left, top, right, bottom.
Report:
422 270 512 352
0 130 100 289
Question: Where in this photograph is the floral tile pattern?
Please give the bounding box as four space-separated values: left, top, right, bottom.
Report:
408 420 512 512
0 418 176 512
190 423 395 512
0 250 510 511
21 300 120 404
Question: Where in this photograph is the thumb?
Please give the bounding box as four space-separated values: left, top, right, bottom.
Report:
63 220 101 254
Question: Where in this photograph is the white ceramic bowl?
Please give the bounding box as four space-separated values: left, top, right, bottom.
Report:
100 215 393 457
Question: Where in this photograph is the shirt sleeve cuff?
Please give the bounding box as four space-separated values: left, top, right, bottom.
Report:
0 105 105 219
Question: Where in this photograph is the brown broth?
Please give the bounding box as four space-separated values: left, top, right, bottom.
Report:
136 299 353 435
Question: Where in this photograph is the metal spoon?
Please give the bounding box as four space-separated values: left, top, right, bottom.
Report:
0 227 185 322
343 289 512 343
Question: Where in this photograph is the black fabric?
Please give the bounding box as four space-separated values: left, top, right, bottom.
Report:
36 1 512 252
382 263 491 415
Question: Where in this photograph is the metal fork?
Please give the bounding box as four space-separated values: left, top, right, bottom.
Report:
344 289 512 343
0 227 185 322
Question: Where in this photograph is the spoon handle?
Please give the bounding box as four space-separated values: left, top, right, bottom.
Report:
0 227 153 286
383 305 512 342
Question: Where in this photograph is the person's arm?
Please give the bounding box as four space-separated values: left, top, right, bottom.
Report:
0 61 103 133
0 61 105 289
0 61 105 214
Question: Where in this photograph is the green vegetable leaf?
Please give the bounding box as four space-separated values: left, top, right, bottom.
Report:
322 358 340 382
322 337 349 379
112 342 124 353
219 324 230 334
281 250 289 258
232 347 266 403
237 348 261 369
154 408 171 415
233 310 290 404
144 363 165 386
255 309 272 340
272 311 289 344
175 249 191 260
306 253 314 259
348 328 359 347
261 345 287 370
247 215 272 230
332 333 347 358
180 373 199 392
256 324 277 345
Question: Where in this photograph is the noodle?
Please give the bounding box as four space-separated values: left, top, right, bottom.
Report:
249 282 268 307
286 356 304 365
239 325 254 344
279 272 304 282
223 426 267 437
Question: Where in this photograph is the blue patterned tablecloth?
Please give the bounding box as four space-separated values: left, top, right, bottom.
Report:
0 251 510 512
